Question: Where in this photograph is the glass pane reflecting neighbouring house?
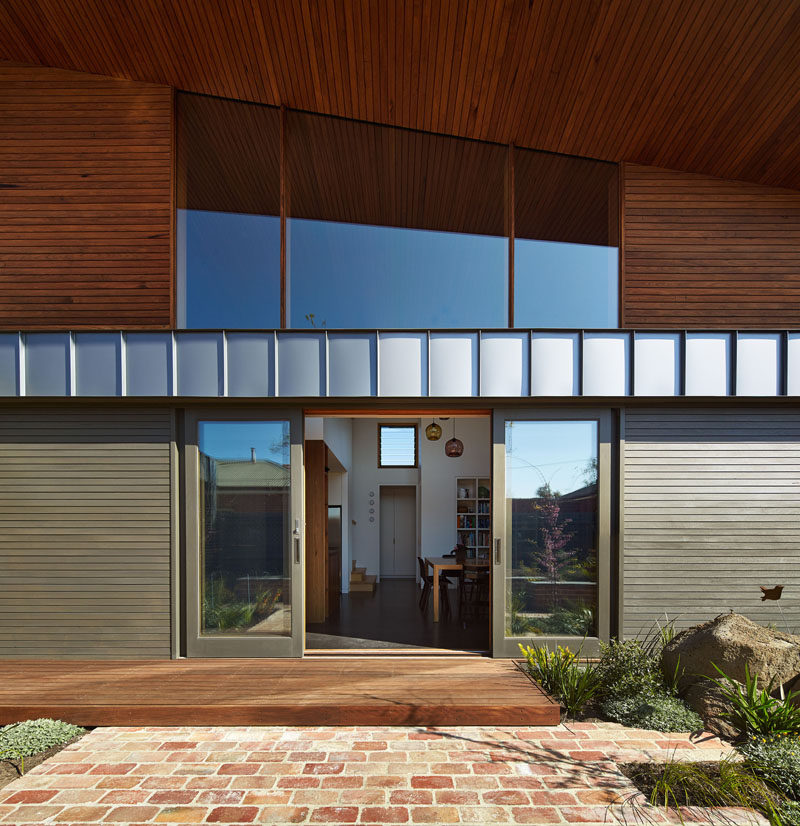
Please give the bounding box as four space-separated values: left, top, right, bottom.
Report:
505 420 598 637
198 421 291 636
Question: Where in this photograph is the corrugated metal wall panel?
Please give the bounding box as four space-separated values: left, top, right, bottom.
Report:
623 409 800 638
0 408 173 657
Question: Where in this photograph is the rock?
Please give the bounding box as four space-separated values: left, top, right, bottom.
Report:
661 612 800 736
662 612 800 691
682 682 738 740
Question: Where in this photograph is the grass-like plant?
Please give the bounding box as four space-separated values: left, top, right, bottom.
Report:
519 642 601 717
709 663 800 737
622 754 784 825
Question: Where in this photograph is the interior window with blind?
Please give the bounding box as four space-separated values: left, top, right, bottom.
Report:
378 425 418 468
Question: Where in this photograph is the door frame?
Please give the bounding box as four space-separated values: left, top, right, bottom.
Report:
184 408 304 657
491 407 612 658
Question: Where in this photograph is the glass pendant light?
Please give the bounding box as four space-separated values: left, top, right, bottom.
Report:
425 420 442 441
445 420 464 457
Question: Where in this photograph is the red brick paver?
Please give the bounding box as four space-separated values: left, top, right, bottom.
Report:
0 723 757 824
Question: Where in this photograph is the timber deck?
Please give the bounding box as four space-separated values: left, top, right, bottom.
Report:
0 656 559 727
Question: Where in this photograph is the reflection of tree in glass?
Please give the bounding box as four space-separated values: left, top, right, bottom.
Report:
304 313 326 328
530 483 576 610
581 456 598 486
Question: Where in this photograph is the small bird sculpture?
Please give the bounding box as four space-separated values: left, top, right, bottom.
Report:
760 585 784 602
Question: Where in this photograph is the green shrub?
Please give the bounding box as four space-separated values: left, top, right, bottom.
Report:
709 663 800 737
600 691 703 732
519 643 601 718
778 800 800 825
595 638 661 701
0 719 85 758
739 734 800 801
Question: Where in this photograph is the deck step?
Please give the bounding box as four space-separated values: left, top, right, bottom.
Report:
349 574 376 593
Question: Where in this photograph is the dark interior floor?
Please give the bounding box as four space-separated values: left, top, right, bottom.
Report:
306 578 490 651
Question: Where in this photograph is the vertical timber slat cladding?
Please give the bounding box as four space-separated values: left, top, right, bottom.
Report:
0 408 172 658
0 63 172 329
622 164 800 328
622 409 800 638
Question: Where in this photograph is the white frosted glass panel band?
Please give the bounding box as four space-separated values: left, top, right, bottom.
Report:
787 334 800 396
328 334 376 396
25 333 70 396
480 332 529 396
226 333 274 397
378 333 426 396
737 333 781 396
530 333 578 396
634 334 679 396
176 333 223 396
582 333 629 396
0 334 20 396
429 333 478 396
75 334 121 396
277 333 325 397
685 334 730 396
125 333 173 396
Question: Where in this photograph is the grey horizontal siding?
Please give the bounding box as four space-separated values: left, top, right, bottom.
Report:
623 409 800 639
0 408 172 658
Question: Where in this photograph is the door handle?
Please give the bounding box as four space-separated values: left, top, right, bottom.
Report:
494 537 501 565
294 536 301 564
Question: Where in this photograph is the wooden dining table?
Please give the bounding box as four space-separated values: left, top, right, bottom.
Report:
424 556 462 622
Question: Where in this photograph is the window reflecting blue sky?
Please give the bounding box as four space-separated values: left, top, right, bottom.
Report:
505 420 598 498
181 209 280 328
288 219 508 328
199 420 289 464
515 240 618 328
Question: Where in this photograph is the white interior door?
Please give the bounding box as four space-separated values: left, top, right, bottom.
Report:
380 486 416 577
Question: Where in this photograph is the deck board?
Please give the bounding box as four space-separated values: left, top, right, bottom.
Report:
0 657 559 726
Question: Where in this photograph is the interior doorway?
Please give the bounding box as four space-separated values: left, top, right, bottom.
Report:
379 486 416 578
303 412 491 653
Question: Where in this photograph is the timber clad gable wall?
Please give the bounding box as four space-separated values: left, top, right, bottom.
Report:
622 164 800 328
0 64 173 329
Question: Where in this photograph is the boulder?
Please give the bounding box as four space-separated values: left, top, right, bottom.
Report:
661 612 800 735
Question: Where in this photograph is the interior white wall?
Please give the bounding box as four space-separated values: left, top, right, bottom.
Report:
348 418 420 579
419 417 491 560
341 416 491 581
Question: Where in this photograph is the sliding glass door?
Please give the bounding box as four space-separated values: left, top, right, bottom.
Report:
186 410 304 656
492 409 611 657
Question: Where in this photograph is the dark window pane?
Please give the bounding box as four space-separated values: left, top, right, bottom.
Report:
287 112 508 329
379 425 417 467
177 93 281 328
514 149 619 328
198 421 291 636
504 420 598 638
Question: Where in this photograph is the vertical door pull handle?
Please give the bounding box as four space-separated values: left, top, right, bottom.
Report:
494 538 501 564
294 536 301 564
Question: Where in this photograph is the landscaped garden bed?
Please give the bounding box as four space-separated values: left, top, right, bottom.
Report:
519 612 800 824
0 719 86 790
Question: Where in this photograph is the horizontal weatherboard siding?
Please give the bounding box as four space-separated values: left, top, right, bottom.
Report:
0 63 172 329
622 409 800 638
622 164 800 328
0 408 173 657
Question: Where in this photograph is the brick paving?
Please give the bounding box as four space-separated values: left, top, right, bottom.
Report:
0 723 765 825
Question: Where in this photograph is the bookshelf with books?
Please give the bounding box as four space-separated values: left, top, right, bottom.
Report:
456 477 491 562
